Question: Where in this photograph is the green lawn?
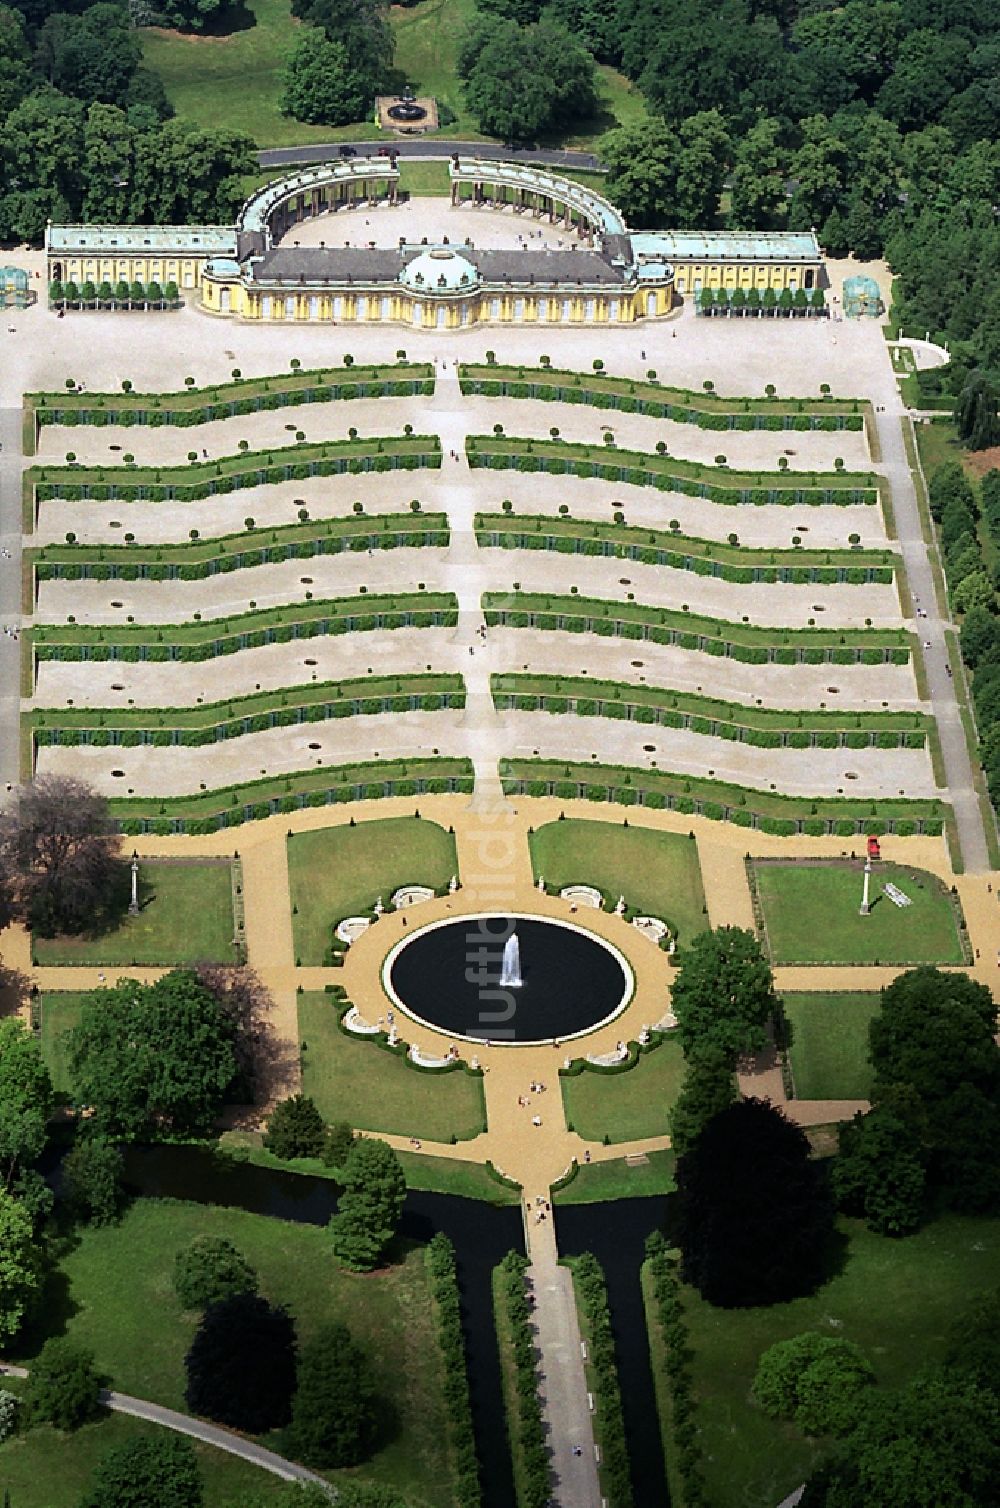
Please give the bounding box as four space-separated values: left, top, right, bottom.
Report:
529 820 708 947
784 992 880 1101
14 1198 455 1507
753 860 965 965
298 992 486 1141
670 1214 1000 1508
33 862 235 966
287 816 458 964
224 1132 519 1203
142 0 648 149
561 1038 687 1143
553 1149 675 1204
0 1410 293 1508
38 991 87 1096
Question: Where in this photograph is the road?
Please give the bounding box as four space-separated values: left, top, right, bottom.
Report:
258 139 602 171
0 1363 329 1488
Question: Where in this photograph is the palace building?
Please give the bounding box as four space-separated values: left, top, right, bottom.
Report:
46 157 823 328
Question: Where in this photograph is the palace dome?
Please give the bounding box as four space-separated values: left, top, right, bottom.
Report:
400 247 478 293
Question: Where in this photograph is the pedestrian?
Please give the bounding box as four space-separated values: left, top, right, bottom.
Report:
532 1115 541 1126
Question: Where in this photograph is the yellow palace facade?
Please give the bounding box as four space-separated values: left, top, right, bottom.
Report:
46 157 823 328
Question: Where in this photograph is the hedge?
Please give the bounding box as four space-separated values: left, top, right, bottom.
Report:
29 674 465 752
32 513 449 585
31 592 458 667
493 674 929 749
481 592 911 666
29 362 434 431
495 1252 549 1508
500 758 950 842
466 436 878 508
458 364 865 427
427 1234 483 1508
29 435 441 504
475 513 894 584
571 1253 634 1507
645 1233 707 1508
104 757 474 834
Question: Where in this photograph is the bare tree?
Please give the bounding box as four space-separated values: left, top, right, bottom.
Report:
0 777 125 937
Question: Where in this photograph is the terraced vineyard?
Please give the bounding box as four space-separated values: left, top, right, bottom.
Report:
21 356 948 845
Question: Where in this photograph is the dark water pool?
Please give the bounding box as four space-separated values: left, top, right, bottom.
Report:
385 913 632 1044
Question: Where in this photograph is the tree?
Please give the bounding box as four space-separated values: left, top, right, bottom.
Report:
0 1018 52 1191
79 1433 204 1508
35 4 142 109
323 1121 356 1168
869 967 997 1104
0 1190 40 1341
156 0 231 30
291 0 394 100
173 1236 258 1310
669 926 779 1063
282 32 371 125
730 115 788 229
195 964 275 1099
668 1043 737 1159
228 1486 412 1508
69 970 237 1139
264 1094 326 1162
955 371 1000 450
944 1286 1000 1392
0 4 32 120
328 1138 406 1272
675 1098 832 1307
753 1331 875 1438
804 1369 1000 1508
286 1322 378 1466
185 1293 296 1432
458 17 597 144
600 120 680 226
25 1337 102 1430
61 1133 123 1226
127 121 255 225
0 775 125 937
832 1106 927 1235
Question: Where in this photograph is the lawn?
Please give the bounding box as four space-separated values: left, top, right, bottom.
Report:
669 1214 1000 1508
561 1038 687 1143
33 862 236 966
38 991 87 1096
752 860 965 965
0 1410 293 1507
14 1198 455 1506
553 1149 675 1204
298 992 487 1141
784 992 880 1101
529 820 708 948
141 0 648 149
287 816 458 964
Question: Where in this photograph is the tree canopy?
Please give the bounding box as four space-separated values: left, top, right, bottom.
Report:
286 1321 378 1467
753 1331 876 1438
675 1097 832 1307
173 1235 259 1311
458 15 597 142
69 969 237 1139
184 1292 297 1433
78 1433 204 1508
0 775 125 937
669 926 779 1064
328 1137 407 1272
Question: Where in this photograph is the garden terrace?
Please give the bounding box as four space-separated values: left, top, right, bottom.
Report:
465 436 880 507
29 592 458 675
500 759 951 844
481 593 912 664
459 363 869 427
108 756 474 834
474 513 896 584
28 673 466 769
24 362 435 450
493 675 931 750
25 434 442 519
29 512 449 595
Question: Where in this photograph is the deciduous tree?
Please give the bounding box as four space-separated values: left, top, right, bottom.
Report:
78 1433 204 1508
173 1236 258 1310
0 775 124 937
328 1138 406 1272
25 1337 102 1430
185 1292 296 1432
669 926 779 1063
286 1321 378 1466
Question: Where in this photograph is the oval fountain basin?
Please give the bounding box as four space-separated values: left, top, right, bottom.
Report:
382 913 634 1045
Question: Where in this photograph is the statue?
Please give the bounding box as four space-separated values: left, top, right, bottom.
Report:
449 874 458 893
374 895 384 917
614 894 626 915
